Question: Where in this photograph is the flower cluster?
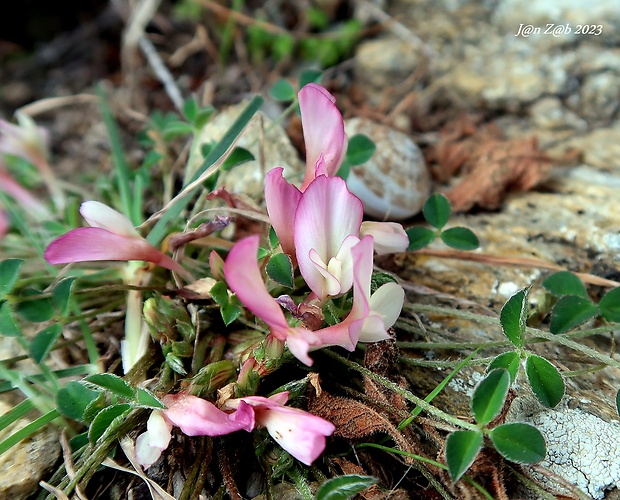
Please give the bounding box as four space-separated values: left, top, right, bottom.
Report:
136 389 335 468
43 83 409 469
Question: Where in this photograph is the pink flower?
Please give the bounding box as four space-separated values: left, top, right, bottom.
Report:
162 393 255 436
135 410 173 469
359 221 409 255
224 391 335 466
224 235 322 365
315 236 404 349
44 201 185 274
298 84 348 192
294 175 363 301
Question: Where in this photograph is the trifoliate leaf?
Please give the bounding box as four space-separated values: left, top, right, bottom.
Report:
423 193 451 229
500 287 529 348
490 423 546 463
549 295 599 334
471 369 510 426
445 430 483 482
525 354 564 408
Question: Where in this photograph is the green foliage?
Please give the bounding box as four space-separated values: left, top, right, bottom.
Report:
56 382 101 421
440 227 479 250
500 287 529 348
88 404 132 444
85 373 135 399
0 259 23 298
542 271 588 298
471 369 510 426
406 227 436 251
407 194 479 251
489 423 546 463
423 194 451 229
525 355 564 408
599 287 620 322
266 253 294 288
549 295 599 334
315 475 379 500
270 80 297 102
0 302 21 337
346 135 376 166
30 324 63 363
445 430 483 482
487 352 520 383
15 288 54 322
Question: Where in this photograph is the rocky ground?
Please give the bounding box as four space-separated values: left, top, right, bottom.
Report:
2 0 620 498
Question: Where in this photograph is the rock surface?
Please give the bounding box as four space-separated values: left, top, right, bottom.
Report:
344 117 431 220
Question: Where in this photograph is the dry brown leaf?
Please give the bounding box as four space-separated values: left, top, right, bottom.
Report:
308 391 414 462
425 114 577 212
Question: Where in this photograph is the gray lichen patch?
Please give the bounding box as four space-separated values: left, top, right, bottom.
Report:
507 397 620 499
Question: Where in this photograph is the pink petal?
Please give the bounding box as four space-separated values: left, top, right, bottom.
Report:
264 168 302 261
360 221 409 255
294 176 363 300
257 404 334 465
298 84 347 191
224 235 291 333
163 393 255 436
80 201 139 237
227 392 335 466
44 227 183 273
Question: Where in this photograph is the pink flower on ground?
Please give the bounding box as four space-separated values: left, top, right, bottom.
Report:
162 393 255 436
359 221 409 255
224 391 335 466
224 235 322 365
44 201 186 274
315 236 405 349
294 175 363 302
298 83 348 191
135 410 173 469
0 166 49 218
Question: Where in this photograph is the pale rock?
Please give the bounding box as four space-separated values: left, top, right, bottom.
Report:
494 0 620 43
529 97 587 131
344 117 431 221
507 396 620 499
353 36 421 105
0 400 60 499
562 125 620 171
575 72 620 123
191 101 304 201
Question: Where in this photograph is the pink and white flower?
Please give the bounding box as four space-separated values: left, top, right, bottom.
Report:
135 410 173 469
224 235 322 365
315 236 405 349
224 391 335 466
44 201 185 274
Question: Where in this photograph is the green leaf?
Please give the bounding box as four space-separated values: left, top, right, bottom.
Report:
299 69 323 88
194 106 215 129
135 388 165 409
88 403 132 444
85 373 135 399
182 97 198 122
210 281 229 307
315 475 379 500
0 302 21 337
525 354 564 408
423 193 451 229
346 134 376 165
599 287 620 323
221 303 242 326
440 227 479 250
269 226 279 250
471 369 511 426
162 120 195 139
490 423 546 463
487 352 520 383
549 295 599 334
269 79 296 102
266 253 294 288
542 271 588 298
52 277 76 317
15 288 54 322
166 353 188 375
499 287 529 348
0 259 23 298
335 158 351 181
221 147 255 171
406 227 436 251
445 430 483 482
30 324 62 363
82 391 107 424
56 381 101 421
